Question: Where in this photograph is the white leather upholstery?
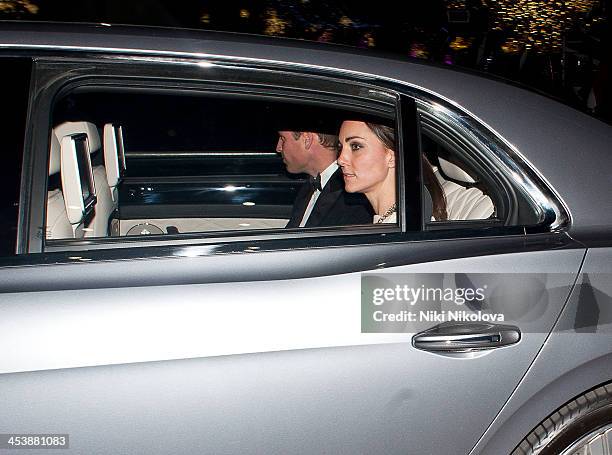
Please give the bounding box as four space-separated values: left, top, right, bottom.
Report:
87 166 114 237
54 121 101 154
103 123 125 203
119 218 288 236
46 133 72 240
54 121 113 238
48 132 61 176
439 157 476 184
59 135 91 231
434 167 495 220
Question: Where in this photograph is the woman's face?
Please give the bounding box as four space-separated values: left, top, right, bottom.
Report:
337 121 395 194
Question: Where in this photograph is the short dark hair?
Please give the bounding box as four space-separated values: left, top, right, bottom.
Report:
291 131 339 152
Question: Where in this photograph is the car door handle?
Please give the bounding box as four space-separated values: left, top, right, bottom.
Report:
412 322 521 352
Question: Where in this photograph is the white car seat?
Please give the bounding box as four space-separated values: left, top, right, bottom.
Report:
55 121 114 237
103 123 126 205
46 133 73 239
435 157 495 220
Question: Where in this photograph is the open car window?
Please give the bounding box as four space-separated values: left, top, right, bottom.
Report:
44 80 401 245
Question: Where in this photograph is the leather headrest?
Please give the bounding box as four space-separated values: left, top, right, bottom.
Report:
438 157 476 184
48 133 61 176
59 135 94 226
103 123 123 188
54 121 101 154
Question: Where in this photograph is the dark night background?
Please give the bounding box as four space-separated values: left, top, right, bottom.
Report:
1 0 610 124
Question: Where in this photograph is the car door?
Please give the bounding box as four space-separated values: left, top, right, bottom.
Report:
0 51 585 455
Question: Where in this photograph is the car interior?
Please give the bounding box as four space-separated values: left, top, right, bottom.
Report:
45 86 500 242
422 133 495 221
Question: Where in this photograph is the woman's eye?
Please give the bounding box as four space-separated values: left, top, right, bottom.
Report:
350 142 363 151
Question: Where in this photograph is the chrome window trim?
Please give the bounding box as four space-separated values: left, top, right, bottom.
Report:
6 43 569 235
414 98 567 230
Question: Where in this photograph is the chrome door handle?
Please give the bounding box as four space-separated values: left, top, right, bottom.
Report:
412 322 521 352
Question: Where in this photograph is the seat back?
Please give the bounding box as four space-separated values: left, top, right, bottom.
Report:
103 123 126 204
436 158 495 220
56 121 114 237
54 122 100 238
46 133 73 239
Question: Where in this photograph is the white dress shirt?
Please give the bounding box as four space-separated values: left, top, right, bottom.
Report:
299 162 339 227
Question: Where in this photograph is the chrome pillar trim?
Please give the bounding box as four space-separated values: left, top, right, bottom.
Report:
414 98 568 231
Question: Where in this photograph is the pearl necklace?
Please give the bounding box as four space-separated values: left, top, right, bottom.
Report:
376 203 397 224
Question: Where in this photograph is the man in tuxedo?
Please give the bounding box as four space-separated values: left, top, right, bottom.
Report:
276 130 373 228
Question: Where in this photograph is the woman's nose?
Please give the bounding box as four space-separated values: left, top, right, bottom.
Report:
337 147 349 167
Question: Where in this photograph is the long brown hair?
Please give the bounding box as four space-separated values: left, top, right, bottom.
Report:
366 122 448 221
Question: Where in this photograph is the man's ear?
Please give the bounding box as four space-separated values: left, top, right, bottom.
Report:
386 149 396 168
303 132 314 149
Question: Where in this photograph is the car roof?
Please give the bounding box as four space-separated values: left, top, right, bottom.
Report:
1 21 611 240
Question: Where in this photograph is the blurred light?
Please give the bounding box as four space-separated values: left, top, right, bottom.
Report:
243 202 256 206
339 16 353 27
221 185 246 192
365 33 376 48
0 0 38 14
177 246 215 258
240 9 250 19
449 36 472 51
446 0 467 9
409 43 429 59
487 0 599 53
200 13 210 25
264 8 288 36
501 38 522 54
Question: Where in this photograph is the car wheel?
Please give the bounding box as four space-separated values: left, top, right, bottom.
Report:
512 383 612 455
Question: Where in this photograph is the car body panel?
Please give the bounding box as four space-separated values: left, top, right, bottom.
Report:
470 246 612 454
0 248 584 454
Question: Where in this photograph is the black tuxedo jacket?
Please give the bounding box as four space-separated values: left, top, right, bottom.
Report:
285 168 373 228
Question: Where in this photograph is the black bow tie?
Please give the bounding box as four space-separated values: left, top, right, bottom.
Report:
310 174 323 192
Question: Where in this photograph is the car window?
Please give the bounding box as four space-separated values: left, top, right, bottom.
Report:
418 107 542 228
420 129 497 222
44 77 402 245
0 57 31 257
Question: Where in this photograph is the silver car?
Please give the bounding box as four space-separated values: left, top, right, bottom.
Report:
0 22 611 455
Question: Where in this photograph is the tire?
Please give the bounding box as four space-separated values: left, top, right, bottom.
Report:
512 382 612 455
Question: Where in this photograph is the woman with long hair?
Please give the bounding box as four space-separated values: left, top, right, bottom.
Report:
337 121 447 223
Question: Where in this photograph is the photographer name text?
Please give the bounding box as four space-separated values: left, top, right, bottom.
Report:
372 310 505 323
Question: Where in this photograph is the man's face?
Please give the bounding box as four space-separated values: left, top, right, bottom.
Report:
276 131 310 174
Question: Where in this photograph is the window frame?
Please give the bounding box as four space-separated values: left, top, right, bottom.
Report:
411 97 565 232
418 108 511 228
0 56 32 257
27 55 413 255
